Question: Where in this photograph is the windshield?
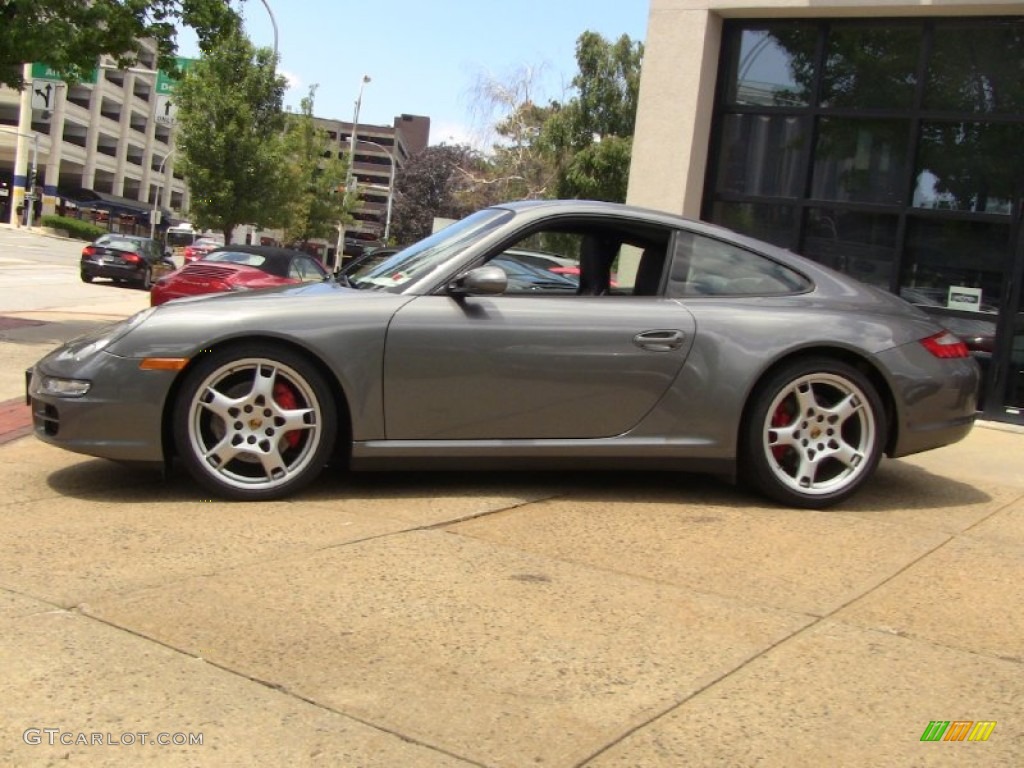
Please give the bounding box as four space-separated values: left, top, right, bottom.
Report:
349 208 513 291
166 230 195 248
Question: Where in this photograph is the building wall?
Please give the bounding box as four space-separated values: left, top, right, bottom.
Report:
628 0 1024 216
0 41 184 225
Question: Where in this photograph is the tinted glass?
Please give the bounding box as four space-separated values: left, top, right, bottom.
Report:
715 114 806 198
900 219 1008 315
811 118 909 205
913 121 1024 215
803 208 898 289
723 25 818 107
670 231 811 296
821 25 920 109
926 22 1024 114
710 202 796 249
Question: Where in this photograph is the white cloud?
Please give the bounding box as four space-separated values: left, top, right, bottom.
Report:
429 120 493 152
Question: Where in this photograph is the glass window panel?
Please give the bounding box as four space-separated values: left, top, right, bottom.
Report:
925 22 1024 114
723 24 818 107
670 231 811 297
709 202 795 249
913 121 1024 215
811 118 909 205
900 218 1007 315
821 25 920 109
715 114 806 198
1003 284 1024 412
802 208 898 290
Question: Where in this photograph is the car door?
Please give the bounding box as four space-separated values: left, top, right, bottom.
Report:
382 290 696 441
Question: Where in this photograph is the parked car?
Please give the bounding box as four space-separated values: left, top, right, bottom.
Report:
29 200 979 508
183 236 225 263
80 234 175 289
151 245 329 306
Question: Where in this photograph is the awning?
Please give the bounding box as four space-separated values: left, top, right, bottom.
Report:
57 186 172 221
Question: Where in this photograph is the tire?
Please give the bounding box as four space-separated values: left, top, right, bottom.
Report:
140 266 152 290
741 357 886 509
80 272 93 283
173 344 337 500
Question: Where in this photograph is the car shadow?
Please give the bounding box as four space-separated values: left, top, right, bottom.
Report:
43 455 991 512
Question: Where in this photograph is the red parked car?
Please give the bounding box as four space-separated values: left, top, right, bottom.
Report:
182 236 225 263
150 245 330 306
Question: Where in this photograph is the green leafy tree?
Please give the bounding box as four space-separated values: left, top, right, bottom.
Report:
0 0 240 89
280 85 353 248
174 27 288 243
540 32 643 202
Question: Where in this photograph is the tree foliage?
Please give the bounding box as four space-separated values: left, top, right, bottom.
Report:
540 32 643 202
174 27 288 243
0 0 240 90
280 86 353 247
390 144 488 244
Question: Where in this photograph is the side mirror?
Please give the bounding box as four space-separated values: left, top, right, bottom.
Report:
448 265 508 296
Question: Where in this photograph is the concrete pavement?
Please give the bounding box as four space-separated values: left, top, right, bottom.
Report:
0 237 1021 765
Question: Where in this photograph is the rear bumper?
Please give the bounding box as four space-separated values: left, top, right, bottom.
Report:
82 261 144 282
875 345 980 458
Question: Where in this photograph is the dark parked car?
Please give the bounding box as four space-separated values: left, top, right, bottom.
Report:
80 234 174 289
151 245 329 306
30 200 979 508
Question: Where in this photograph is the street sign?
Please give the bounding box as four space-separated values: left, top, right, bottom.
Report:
31 80 58 112
30 62 97 84
155 94 177 126
156 57 198 96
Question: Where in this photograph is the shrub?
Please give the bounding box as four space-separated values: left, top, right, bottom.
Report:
39 215 106 241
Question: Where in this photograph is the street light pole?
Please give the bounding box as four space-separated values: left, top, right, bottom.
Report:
257 0 279 57
150 148 174 239
355 139 395 243
336 74 371 264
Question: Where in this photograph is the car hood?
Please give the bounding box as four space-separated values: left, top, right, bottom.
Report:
107 281 413 359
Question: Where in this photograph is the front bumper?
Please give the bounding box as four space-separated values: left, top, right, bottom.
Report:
27 350 178 463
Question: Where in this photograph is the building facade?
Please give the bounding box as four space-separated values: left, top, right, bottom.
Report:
314 113 429 256
628 0 1024 425
0 44 185 228
0 42 430 256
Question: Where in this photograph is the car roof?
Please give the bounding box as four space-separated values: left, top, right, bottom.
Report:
209 245 311 259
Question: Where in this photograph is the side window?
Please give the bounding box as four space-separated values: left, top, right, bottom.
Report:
669 231 811 296
483 225 671 297
289 257 323 282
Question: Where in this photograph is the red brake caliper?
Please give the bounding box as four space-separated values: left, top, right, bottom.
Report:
770 400 791 461
273 381 301 448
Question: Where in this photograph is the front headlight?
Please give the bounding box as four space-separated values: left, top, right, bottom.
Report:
36 376 91 398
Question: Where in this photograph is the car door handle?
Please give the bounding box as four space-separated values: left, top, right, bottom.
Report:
633 329 686 351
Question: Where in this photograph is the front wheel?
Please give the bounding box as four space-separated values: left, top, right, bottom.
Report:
173 345 337 500
741 358 886 508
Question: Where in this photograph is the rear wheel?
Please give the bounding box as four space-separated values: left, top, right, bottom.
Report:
741 358 886 508
80 272 93 283
173 345 337 500
140 266 152 290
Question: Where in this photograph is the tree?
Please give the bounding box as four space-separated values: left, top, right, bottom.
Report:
174 27 288 243
540 32 643 202
280 85 353 249
0 0 240 90
390 144 487 244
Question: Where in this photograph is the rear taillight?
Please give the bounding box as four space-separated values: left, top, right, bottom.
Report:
920 331 969 359
82 246 96 258
122 252 141 264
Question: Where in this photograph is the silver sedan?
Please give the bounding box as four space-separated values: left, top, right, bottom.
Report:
27 200 979 508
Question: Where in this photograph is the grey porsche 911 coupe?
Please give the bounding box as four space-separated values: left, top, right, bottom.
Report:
27 200 979 508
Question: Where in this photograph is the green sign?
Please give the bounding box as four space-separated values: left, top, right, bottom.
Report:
156 57 198 95
31 62 97 84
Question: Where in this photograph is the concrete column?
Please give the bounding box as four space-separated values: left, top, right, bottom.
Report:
42 83 68 216
81 75 106 189
625 8 722 218
9 63 33 226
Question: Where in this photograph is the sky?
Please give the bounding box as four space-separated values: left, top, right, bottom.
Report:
177 0 650 149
